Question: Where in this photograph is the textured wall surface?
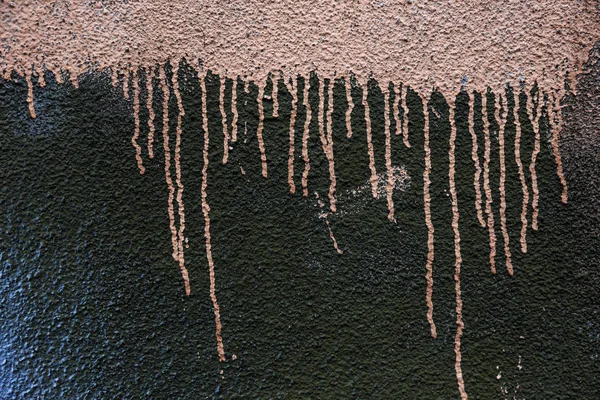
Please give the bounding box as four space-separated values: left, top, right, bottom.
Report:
1 2 600 399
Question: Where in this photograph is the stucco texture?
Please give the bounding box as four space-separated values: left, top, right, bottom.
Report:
1 1 600 399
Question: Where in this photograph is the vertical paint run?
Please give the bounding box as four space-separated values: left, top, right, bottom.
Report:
548 91 568 204
132 68 146 174
448 98 467 400
231 78 238 143
286 75 298 194
468 91 486 228
111 68 118 88
158 67 180 271
421 93 437 339
319 77 338 213
25 67 36 119
513 91 529 253
481 92 497 274
315 192 343 254
527 90 542 231
393 83 402 136
34 64 46 88
146 66 156 159
363 83 378 198
257 80 268 178
271 73 279 118
171 60 189 295
68 68 80 89
302 76 312 197
199 71 226 362
401 84 410 148
383 89 396 222
123 69 130 100
495 93 513 275
345 76 354 138
220 75 230 164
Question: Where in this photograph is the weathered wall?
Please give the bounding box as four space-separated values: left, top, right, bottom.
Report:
1 2 599 399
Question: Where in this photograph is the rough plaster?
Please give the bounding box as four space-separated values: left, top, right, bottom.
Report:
1 1 599 399
1 0 599 94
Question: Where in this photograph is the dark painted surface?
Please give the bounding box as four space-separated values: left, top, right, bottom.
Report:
0 55 598 399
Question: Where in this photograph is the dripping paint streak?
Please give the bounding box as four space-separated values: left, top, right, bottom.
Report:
257 81 268 178
146 66 156 159
231 78 238 143
111 67 118 87
401 84 410 148
363 83 378 198
513 91 529 253
527 90 542 231
315 192 343 254
219 75 230 164
393 83 401 136
70 68 80 89
481 92 497 274
319 77 338 213
171 61 190 296
25 67 36 119
548 91 568 204
495 93 513 275
34 64 46 88
131 68 145 174
199 72 226 362
301 76 312 197
384 89 395 222
421 93 437 339
345 76 354 138
286 75 298 194
123 69 130 99
272 73 279 118
448 99 467 400
468 91 486 228
159 67 179 266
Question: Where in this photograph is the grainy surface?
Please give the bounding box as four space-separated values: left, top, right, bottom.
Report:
1 0 599 93
0 2 599 398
